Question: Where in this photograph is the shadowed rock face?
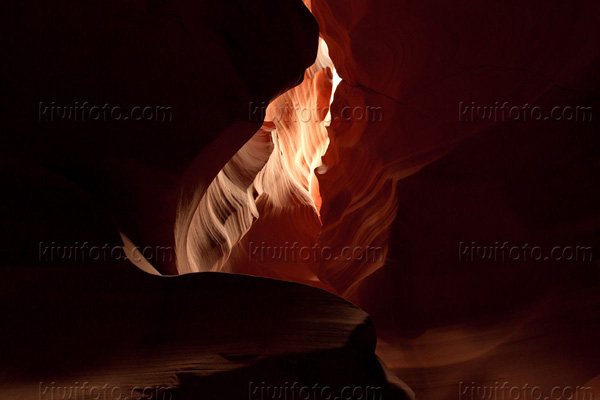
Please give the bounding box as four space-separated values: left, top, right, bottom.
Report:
1 0 319 274
0 267 413 399
311 0 600 295
307 0 600 398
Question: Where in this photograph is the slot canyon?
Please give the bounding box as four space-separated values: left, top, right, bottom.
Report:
1 0 599 399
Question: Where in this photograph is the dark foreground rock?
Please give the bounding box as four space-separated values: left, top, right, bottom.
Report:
0 265 413 399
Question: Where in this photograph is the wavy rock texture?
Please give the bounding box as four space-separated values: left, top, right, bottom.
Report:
308 0 600 398
178 38 338 290
1 0 319 274
176 124 275 274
